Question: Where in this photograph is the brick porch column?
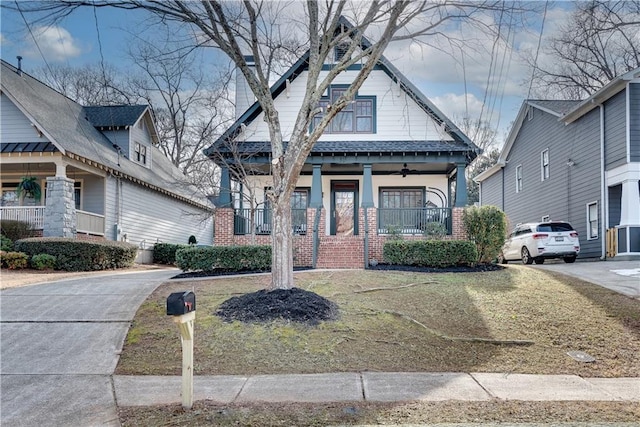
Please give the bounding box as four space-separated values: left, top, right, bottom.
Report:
214 208 235 246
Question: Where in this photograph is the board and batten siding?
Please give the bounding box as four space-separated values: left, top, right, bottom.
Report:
479 171 503 210
1 93 49 143
604 89 627 170
501 105 602 258
242 69 451 142
630 83 640 162
118 180 213 247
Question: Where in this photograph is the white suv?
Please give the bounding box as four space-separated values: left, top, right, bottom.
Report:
499 221 580 265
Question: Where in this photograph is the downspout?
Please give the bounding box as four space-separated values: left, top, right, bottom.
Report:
599 104 607 259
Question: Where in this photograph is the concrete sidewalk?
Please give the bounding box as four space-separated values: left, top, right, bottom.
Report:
114 372 640 406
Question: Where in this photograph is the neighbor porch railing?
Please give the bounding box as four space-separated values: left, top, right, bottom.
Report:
377 207 452 235
77 210 105 236
234 208 307 235
0 206 46 229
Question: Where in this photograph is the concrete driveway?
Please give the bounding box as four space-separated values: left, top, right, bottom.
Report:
0 269 177 427
532 260 640 298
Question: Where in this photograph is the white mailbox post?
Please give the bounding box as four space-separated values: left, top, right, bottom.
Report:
166 291 196 409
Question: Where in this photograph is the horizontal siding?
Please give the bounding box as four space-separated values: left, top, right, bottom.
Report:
119 180 213 246
102 129 130 158
630 83 640 162
479 171 503 209
501 106 602 258
244 69 451 142
604 89 627 169
1 93 50 143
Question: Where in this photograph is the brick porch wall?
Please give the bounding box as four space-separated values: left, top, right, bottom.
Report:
214 206 467 269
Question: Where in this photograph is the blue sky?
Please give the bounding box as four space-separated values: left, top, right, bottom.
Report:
0 2 573 148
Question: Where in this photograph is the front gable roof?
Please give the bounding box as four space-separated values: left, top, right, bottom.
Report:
84 105 160 144
0 59 211 210
204 18 477 158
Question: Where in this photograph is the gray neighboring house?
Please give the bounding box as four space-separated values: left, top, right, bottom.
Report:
476 67 640 260
1 59 214 247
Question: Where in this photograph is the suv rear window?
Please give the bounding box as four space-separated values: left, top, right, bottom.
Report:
536 222 574 232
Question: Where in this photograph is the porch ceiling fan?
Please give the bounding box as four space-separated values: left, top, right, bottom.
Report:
394 163 419 178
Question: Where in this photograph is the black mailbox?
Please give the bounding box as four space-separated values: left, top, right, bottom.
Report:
167 291 196 315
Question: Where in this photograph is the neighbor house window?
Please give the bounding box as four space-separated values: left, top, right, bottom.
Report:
134 142 147 165
312 86 375 134
587 201 598 240
541 149 550 181
516 165 523 193
380 188 424 209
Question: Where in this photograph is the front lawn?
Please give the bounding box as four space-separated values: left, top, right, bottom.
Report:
116 265 640 377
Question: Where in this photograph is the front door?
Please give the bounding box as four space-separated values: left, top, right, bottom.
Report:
331 181 358 235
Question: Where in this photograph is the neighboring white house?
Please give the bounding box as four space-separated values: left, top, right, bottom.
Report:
0 59 214 247
205 19 479 268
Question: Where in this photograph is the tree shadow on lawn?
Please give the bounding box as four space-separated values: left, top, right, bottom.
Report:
116 266 640 378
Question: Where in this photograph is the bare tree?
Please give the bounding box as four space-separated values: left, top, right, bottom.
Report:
16 1 529 289
528 0 640 99
455 116 499 205
35 63 134 105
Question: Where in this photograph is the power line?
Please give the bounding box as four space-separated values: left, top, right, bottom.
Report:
527 0 549 100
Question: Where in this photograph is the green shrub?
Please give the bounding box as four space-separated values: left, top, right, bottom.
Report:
383 240 478 268
1 220 34 242
176 245 271 272
153 243 188 265
1 251 29 269
31 253 57 270
1 235 13 251
462 205 507 263
15 238 137 271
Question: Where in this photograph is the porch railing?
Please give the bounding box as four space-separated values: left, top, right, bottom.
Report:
378 207 452 235
77 210 105 236
0 206 45 229
234 208 307 235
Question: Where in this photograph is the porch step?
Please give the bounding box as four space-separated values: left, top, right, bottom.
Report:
316 236 364 269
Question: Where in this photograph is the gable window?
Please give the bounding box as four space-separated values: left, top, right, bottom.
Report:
334 43 350 61
587 201 598 240
134 142 147 165
312 86 375 134
541 149 550 181
515 165 523 193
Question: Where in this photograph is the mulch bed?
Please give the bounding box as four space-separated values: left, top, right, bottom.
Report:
216 287 339 325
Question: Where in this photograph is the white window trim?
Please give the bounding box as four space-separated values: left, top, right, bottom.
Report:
541 148 550 181
515 164 523 193
586 201 599 240
527 106 533 121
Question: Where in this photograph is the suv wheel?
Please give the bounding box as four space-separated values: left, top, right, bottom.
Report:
563 255 577 263
521 247 533 265
534 258 545 264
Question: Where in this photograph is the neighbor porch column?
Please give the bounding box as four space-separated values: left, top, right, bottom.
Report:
310 164 323 208
454 162 468 207
43 176 76 238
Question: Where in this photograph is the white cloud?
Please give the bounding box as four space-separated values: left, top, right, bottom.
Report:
432 92 485 121
23 26 83 62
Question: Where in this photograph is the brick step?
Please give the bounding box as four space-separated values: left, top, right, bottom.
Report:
316 236 364 269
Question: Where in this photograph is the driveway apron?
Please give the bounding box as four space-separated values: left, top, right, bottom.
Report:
1 269 176 427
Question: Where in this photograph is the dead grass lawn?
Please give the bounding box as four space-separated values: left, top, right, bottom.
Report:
116 265 640 377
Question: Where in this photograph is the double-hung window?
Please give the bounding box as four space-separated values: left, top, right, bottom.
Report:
587 201 598 239
516 165 523 193
312 87 375 134
541 149 550 181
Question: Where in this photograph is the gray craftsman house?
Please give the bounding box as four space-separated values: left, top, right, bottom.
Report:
1 59 214 247
476 67 640 260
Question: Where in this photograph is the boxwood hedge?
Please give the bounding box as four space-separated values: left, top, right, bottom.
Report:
15 237 137 271
176 245 271 272
383 240 478 267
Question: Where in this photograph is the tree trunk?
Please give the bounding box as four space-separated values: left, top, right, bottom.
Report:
270 194 294 289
